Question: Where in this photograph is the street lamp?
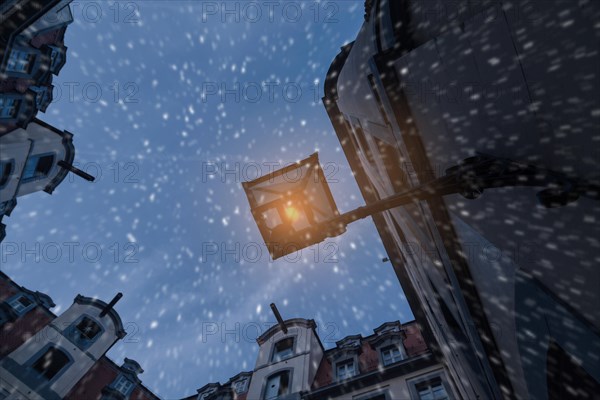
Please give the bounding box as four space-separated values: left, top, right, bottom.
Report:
242 153 345 260
243 152 597 260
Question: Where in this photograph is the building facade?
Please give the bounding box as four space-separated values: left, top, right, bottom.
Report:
0 0 83 242
0 272 159 400
1 0 72 135
183 318 455 400
323 1 600 399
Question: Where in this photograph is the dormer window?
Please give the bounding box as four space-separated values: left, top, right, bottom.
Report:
233 378 249 394
47 45 64 73
65 315 103 350
264 371 290 400
199 387 216 399
8 294 35 316
336 359 356 380
112 375 134 395
29 86 52 112
32 347 70 381
272 337 294 362
381 344 403 366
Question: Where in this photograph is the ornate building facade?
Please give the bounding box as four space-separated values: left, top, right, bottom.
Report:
0 0 87 242
0 272 159 400
183 318 455 400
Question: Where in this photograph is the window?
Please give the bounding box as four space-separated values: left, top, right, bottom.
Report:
6 50 35 74
112 375 134 395
381 344 403 366
75 316 102 340
0 160 14 189
47 45 63 72
8 295 34 315
32 347 70 380
363 395 386 400
29 86 51 111
264 371 290 400
0 97 21 119
22 153 55 182
272 337 294 362
416 377 448 400
198 387 216 399
234 378 249 394
65 315 103 350
336 359 356 380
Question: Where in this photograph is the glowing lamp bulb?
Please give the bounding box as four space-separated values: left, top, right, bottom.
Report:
284 205 300 222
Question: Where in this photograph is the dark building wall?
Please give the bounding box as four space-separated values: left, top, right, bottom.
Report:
0 273 160 400
323 0 600 399
311 321 430 389
0 308 53 358
64 358 120 400
65 357 160 400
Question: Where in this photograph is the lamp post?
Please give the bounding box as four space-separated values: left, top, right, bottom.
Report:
243 152 598 260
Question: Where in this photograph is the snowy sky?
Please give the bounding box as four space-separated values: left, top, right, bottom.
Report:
2 2 413 398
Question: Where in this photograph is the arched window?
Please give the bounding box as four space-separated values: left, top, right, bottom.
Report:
64 315 103 350
32 347 70 380
264 370 290 400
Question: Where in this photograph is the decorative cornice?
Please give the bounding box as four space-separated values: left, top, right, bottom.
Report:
74 295 126 338
256 318 317 345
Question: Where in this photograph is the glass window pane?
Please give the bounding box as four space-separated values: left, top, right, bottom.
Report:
0 98 20 119
32 347 70 380
76 317 102 340
272 337 294 362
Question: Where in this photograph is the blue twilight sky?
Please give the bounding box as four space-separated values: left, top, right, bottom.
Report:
1 2 413 398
